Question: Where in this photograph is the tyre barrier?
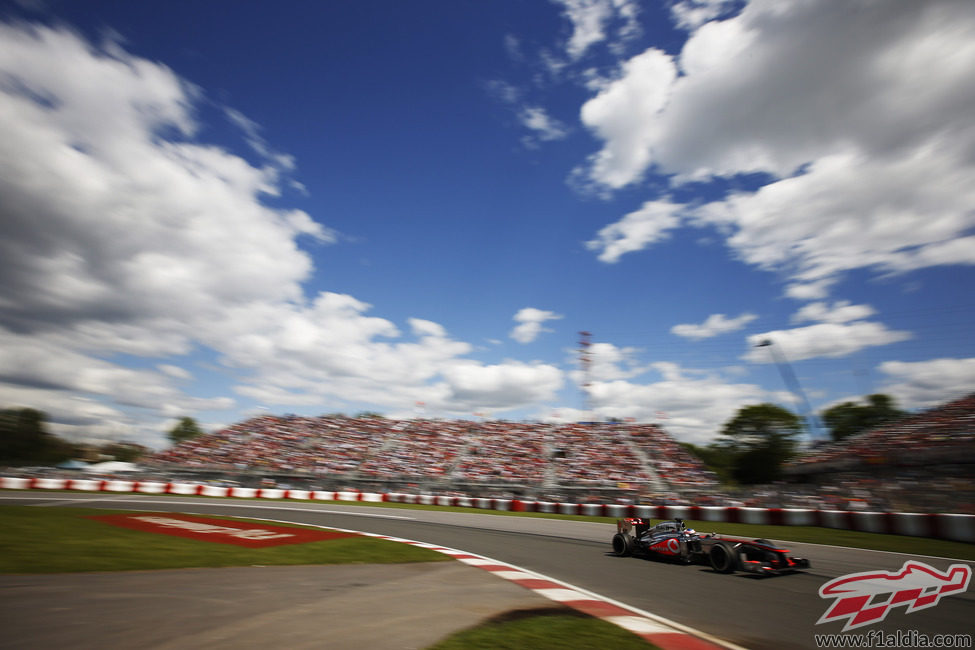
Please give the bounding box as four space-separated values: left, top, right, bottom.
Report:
3 476 972 543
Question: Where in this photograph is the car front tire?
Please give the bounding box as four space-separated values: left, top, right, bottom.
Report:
709 542 739 573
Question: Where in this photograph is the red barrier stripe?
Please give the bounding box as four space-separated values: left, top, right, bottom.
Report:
725 507 740 524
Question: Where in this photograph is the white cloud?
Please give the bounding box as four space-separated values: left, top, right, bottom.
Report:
877 358 975 410
670 0 740 32
572 342 648 382
511 307 564 344
553 0 641 60
586 198 684 262
0 22 576 446
0 22 334 339
580 1 975 294
696 149 975 294
583 361 769 442
518 106 569 146
792 301 876 325
744 322 912 364
157 364 192 380
576 47 677 189
672 312 758 340
440 360 565 411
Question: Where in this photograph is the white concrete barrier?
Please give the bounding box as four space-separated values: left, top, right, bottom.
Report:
818 510 848 530
851 511 886 534
32 478 67 490
783 509 816 526
198 485 229 497
167 482 199 495
135 482 167 494
66 479 99 491
940 513 975 543
580 504 603 517
101 480 135 492
3 477 972 542
738 508 770 525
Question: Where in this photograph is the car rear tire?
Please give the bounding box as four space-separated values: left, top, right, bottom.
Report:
709 542 739 573
612 532 635 557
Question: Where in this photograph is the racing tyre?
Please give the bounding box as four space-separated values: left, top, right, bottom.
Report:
612 533 636 557
709 542 739 573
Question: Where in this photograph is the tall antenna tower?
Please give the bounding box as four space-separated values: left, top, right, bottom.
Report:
578 331 592 418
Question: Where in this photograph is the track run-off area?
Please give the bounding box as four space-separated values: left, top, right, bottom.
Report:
2 492 973 650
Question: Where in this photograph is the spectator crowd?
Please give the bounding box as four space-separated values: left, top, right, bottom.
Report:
141 392 975 514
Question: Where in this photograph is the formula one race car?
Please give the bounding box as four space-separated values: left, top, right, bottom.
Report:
611 518 810 576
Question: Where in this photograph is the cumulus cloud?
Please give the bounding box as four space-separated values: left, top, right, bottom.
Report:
670 0 740 32
441 360 565 411
583 361 770 442
672 312 758 340
0 22 573 446
744 322 913 364
877 358 975 409
577 47 677 189
586 198 684 263
553 0 642 60
570 342 648 383
581 1 975 294
0 23 333 338
792 301 876 325
511 307 564 343
518 106 569 147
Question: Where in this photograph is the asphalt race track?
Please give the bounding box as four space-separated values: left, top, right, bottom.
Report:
3 493 973 650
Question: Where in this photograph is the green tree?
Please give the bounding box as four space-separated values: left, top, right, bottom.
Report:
0 408 74 464
680 442 736 484
100 442 146 462
719 403 802 484
820 394 905 441
167 416 204 446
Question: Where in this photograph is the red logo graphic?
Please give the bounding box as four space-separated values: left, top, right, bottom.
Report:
817 560 971 631
89 513 358 548
650 538 681 555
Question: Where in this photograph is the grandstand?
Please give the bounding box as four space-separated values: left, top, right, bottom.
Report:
146 416 717 502
143 392 974 513
777 392 975 514
788 392 975 473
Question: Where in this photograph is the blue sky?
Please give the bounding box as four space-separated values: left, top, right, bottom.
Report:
1 0 974 450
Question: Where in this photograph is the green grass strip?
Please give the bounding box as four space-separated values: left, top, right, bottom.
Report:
0 504 661 649
6 490 972 559
0 505 450 573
